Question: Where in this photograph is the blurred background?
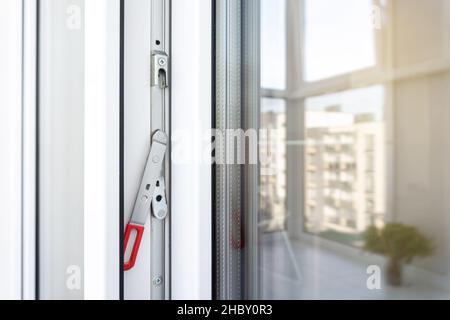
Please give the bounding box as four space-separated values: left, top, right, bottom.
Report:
259 0 450 299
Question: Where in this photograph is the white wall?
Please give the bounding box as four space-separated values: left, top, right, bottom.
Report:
0 0 23 300
392 0 450 276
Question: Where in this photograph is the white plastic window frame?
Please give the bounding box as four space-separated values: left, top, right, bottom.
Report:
84 0 212 300
0 0 37 300
8 0 122 300
38 0 85 300
0 0 212 301
0 0 24 300
84 0 121 300
171 0 212 300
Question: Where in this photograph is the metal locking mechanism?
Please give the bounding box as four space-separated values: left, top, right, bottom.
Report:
124 130 168 271
122 0 170 301
151 51 169 88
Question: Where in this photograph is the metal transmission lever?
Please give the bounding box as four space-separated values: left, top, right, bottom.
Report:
124 130 168 271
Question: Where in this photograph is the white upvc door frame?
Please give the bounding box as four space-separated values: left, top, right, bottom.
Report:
0 0 24 300
171 0 212 300
38 0 85 300
3 0 213 300
22 0 38 300
84 0 121 300
122 0 171 300
119 0 212 300
0 0 38 300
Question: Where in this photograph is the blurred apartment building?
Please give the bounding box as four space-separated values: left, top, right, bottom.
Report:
304 106 386 245
260 106 386 245
260 110 287 232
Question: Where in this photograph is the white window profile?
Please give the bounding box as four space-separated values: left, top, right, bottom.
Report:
0 0 23 300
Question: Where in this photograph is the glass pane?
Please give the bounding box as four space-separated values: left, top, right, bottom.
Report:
303 0 376 81
260 98 287 232
220 0 450 301
261 0 286 89
255 0 450 300
304 86 385 247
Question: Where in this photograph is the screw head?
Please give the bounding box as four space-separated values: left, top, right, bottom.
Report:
153 276 163 286
158 58 167 66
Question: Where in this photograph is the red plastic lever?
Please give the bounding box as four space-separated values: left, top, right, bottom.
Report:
124 223 145 271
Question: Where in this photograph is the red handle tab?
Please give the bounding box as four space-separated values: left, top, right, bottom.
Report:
124 223 145 271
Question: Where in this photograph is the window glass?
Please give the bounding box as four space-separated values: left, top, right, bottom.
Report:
303 0 376 81
304 86 385 247
261 0 286 89
260 98 287 232
217 0 450 300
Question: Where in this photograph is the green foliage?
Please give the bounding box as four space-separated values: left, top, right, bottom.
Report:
363 223 434 263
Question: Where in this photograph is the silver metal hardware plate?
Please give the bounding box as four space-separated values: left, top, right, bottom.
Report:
151 51 169 89
130 130 168 226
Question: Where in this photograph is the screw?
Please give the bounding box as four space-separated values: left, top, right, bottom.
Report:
158 58 166 66
153 276 163 286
